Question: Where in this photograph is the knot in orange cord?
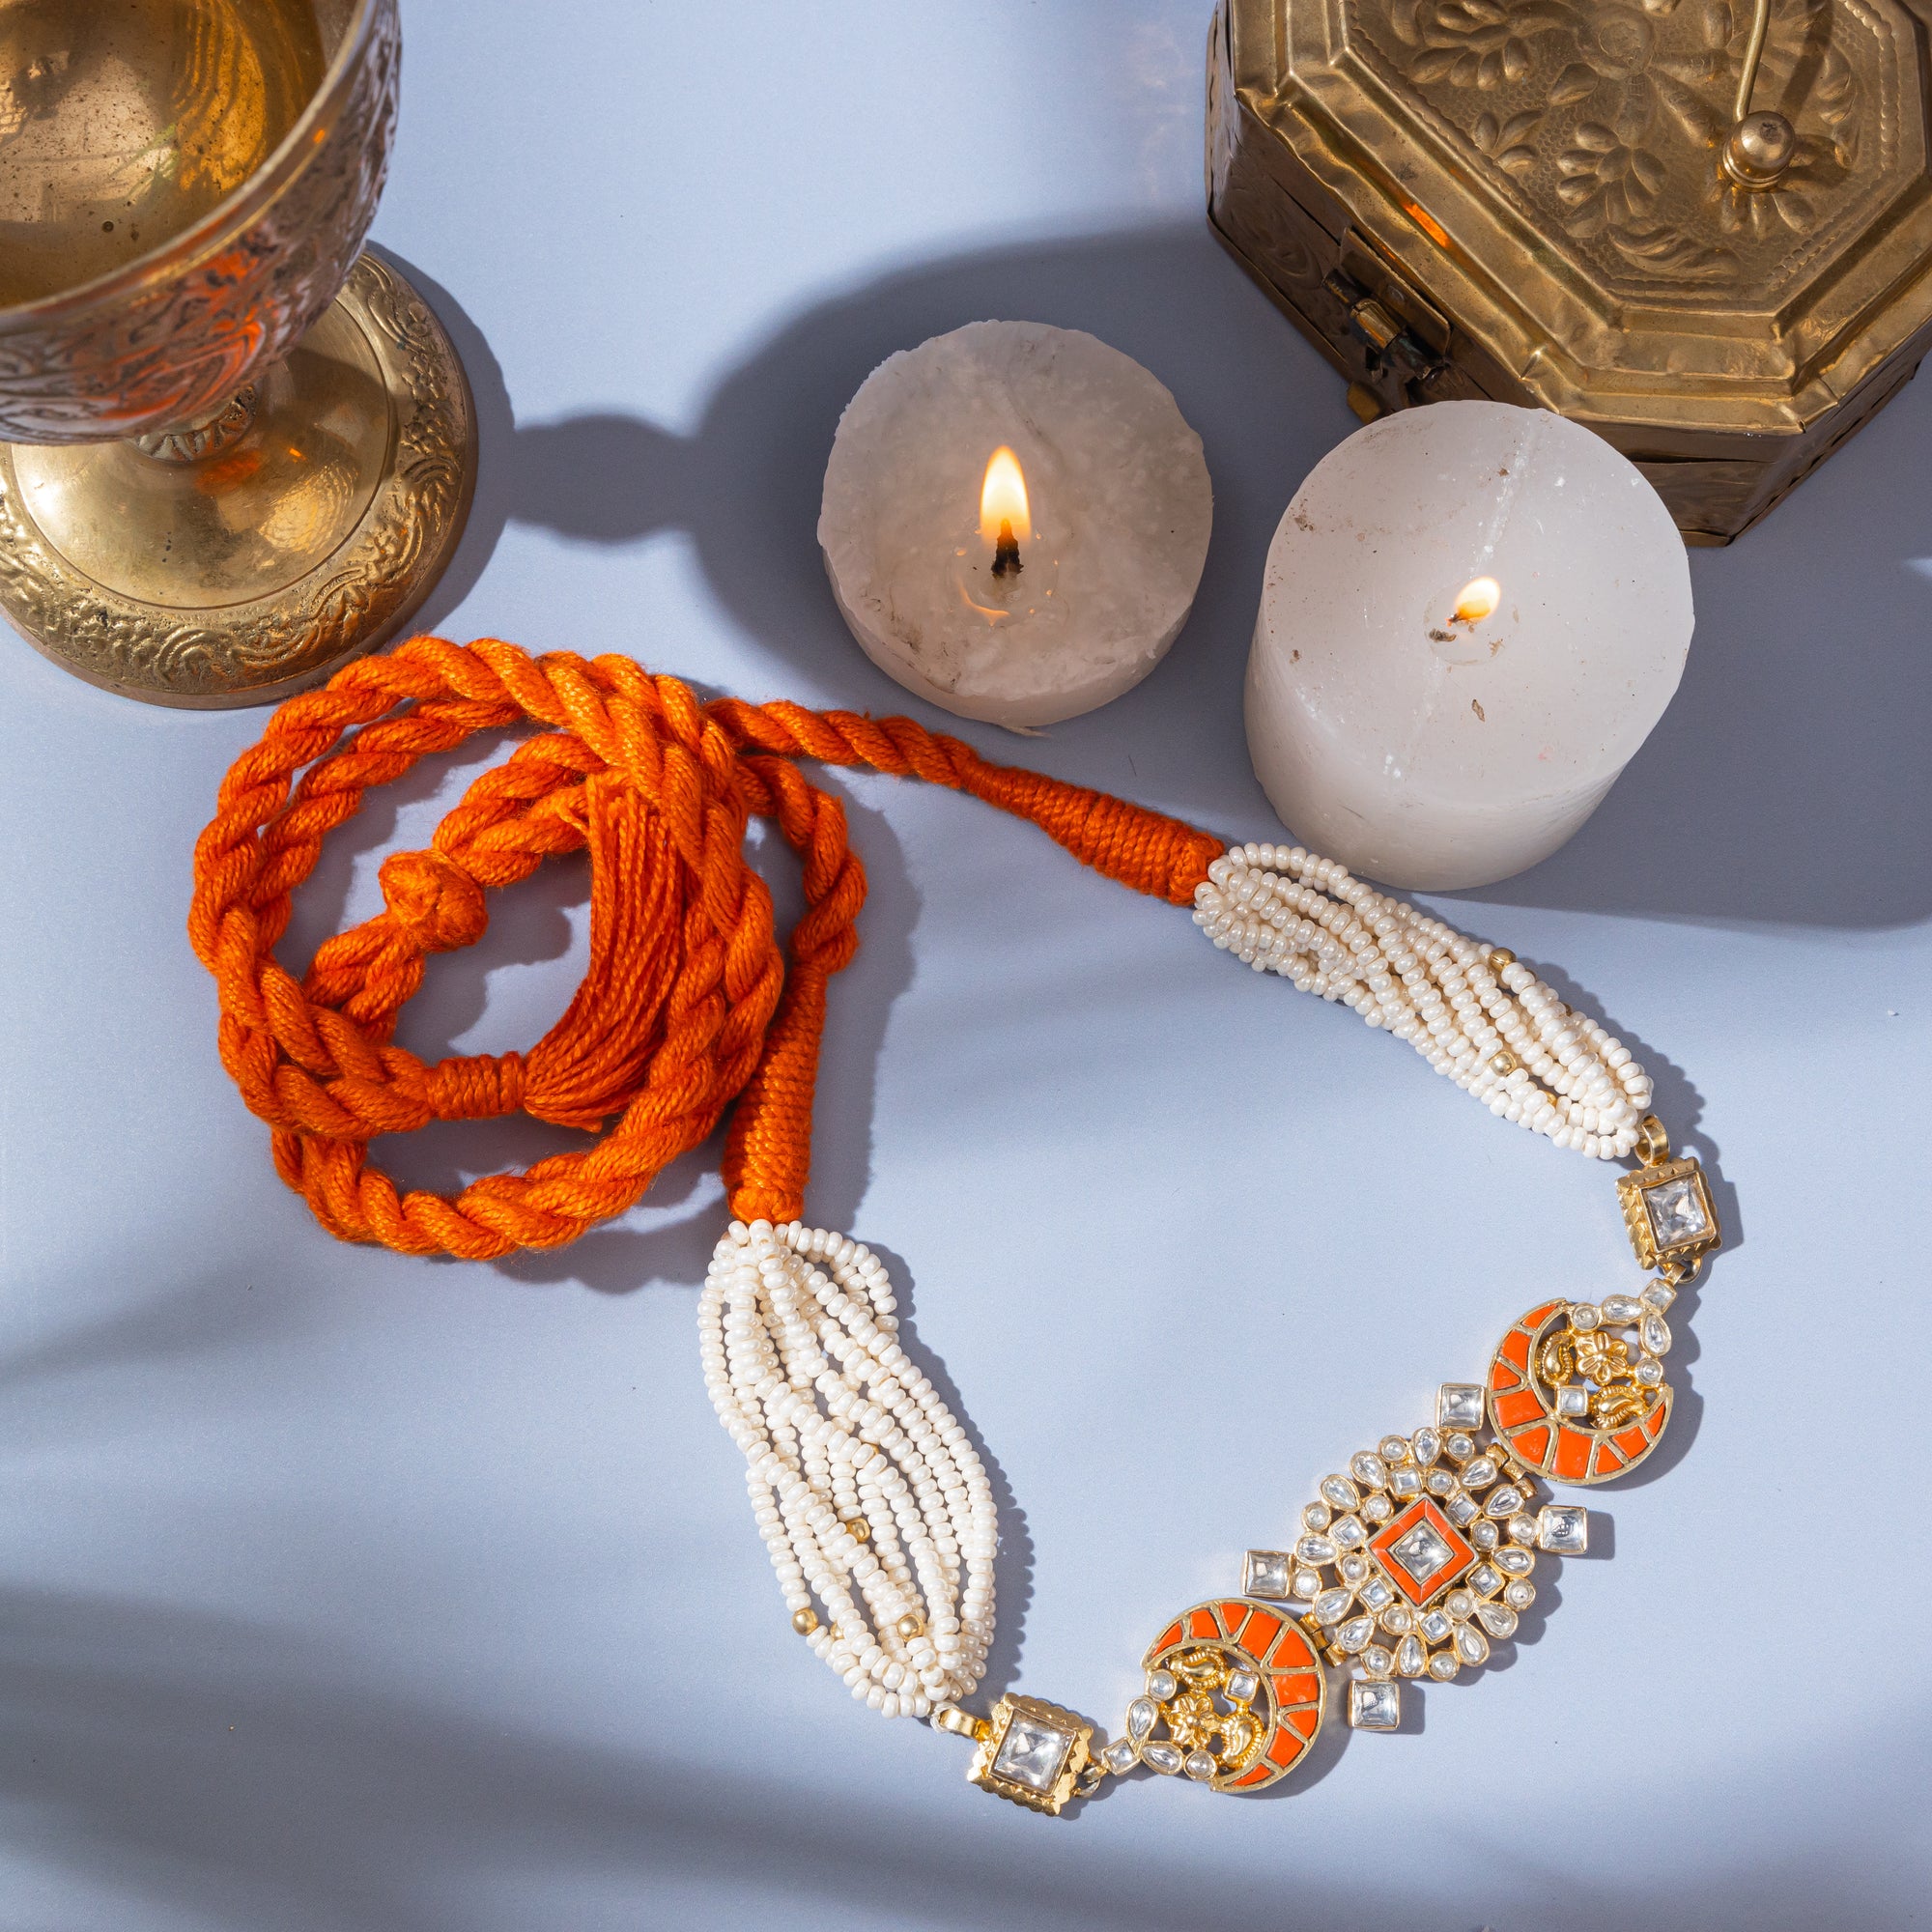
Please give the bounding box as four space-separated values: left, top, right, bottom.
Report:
380 849 489 953
189 637 1224 1262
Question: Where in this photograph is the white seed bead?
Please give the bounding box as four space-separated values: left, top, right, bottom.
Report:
1193 845 1651 1158
700 1221 999 1721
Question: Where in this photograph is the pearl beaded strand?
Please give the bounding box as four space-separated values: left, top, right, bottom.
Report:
1192 843 1654 1159
701 1219 1000 1719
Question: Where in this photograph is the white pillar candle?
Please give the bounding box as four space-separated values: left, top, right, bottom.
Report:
1245 402 1692 891
819 321 1212 729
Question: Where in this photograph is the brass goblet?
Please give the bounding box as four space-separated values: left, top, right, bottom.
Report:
0 0 476 705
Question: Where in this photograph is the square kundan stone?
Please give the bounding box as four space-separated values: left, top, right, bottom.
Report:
1537 1505 1589 1556
1244 1548 1293 1600
1349 1679 1401 1731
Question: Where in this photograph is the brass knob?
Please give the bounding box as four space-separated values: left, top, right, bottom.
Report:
1722 110 1798 188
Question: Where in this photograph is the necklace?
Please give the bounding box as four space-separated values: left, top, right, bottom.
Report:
192 639 1720 1815
701 841 1719 1814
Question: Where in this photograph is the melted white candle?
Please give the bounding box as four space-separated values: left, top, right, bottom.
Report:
820 322 1211 729
1245 403 1693 891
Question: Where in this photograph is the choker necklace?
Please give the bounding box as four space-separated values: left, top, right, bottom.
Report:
703 842 1719 1813
192 638 1721 1817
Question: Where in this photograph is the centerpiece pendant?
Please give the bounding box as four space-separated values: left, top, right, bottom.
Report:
953 1139 1714 1814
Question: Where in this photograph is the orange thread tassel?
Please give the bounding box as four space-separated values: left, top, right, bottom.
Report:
189 637 1224 1261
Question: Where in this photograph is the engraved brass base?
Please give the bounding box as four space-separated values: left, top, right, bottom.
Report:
0 253 476 708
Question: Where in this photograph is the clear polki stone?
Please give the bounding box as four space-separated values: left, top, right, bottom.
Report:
1461 1457 1498 1490
1428 1468 1458 1495
1378 1435 1411 1464
1557 1386 1590 1417
1362 1493 1394 1522
1635 1356 1664 1386
1126 1697 1158 1739
1293 1569 1321 1600
1396 1634 1427 1677
1331 1515 1367 1550
1570 1303 1601 1331
1538 1504 1589 1554
1468 1563 1501 1598
993 1714 1075 1792
1184 1749 1217 1781
1642 1280 1677 1312
1147 1668 1179 1702
1446 1492 1480 1526
1602 1294 1640 1322
1351 1452 1390 1490
1301 1501 1331 1533
1486 1485 1525 1519
1378 1604 1413 1635
1100 1737 1140 1775
1143 1742 1182 1775
1337 1616 1375 1653
1388 1467 1422 1499
1645 1176 1709 1246
1476 1601 1518 1639
1495 1548 1534 1576
1419 1609 1453 1643
1444 1432 1477 1463
1244 1549 1293 1600
1471 1520 1499 1549
1411 1428 1441 1465
1503 1580 1536 1610
1349 1679 1401 1731
1437 1384 1485 1430
1296 1535 1337 1566
1314 1587 1353 1625
1340 1554 1371 1585
1226 1670 1260 1703
1642 1313 1672 1356
1358 1575 1394 1611
1362 1645 1394 1678
1445 1590 1474 1620
1454 1624 1491 1666
1508 1514 1539 1544
1321 1474 1361 1512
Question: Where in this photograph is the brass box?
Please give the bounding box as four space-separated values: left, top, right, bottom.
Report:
1207 0 1932 543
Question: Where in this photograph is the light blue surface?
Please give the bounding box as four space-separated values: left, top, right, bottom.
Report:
1 3 1928 1927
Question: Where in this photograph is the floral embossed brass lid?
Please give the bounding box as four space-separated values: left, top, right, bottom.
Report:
1208 0 1932 539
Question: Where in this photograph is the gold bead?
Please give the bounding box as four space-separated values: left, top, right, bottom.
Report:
1491 1049 1519 1076
846 1517 871 1544
791 1607 820 1636
896 1611 925 1640
1487 947 1516 975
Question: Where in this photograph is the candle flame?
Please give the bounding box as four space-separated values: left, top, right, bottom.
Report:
979 445 1031 550
1453 576 1501 624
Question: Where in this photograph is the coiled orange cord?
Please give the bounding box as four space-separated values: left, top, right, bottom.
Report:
189 637 1223 1261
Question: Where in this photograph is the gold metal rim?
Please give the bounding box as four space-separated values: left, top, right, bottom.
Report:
0 253 477 709
0 0 383 340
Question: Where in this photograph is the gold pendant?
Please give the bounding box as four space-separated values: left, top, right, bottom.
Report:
947 1140 1718 1808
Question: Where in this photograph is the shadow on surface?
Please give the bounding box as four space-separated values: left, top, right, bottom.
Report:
401 225 1931 929
0 1586 1893 1932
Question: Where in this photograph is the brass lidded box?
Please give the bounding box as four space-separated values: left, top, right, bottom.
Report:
1208 0 1932 542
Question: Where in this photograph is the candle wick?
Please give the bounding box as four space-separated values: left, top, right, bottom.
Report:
992 519 1022 578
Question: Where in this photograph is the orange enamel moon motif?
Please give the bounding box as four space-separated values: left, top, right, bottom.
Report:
1139 1599 1326 1793
1488 1300 1671 1485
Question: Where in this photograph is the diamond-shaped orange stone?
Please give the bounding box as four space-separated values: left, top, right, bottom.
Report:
1368 1496 1476 1605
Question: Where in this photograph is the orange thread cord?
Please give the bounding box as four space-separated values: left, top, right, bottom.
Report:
188 637 1225 1261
